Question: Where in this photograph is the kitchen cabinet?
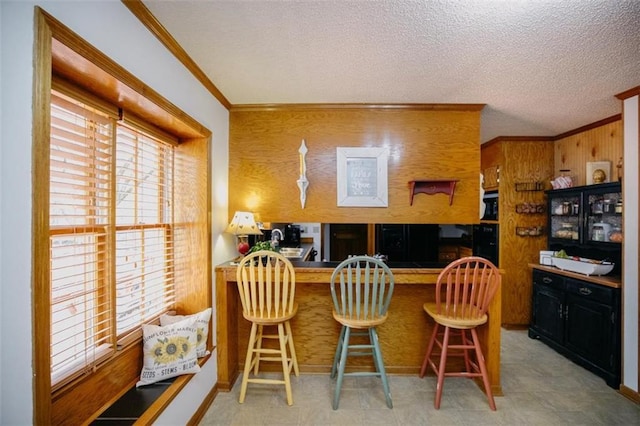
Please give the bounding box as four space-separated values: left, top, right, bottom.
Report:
529 268 620 388
438 245 458 263
547 182 622 274
548 181 622 246
482 165 499 191
458 246 473 258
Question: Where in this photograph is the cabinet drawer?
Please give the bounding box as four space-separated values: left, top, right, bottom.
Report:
438 252 457 262
533 270 564 291
566 278 615 304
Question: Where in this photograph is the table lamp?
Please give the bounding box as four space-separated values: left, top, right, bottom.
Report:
225 211 262 255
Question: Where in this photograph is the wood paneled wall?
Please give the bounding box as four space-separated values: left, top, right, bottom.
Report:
229 105 483 224
554 119 623 186
498 140 554 326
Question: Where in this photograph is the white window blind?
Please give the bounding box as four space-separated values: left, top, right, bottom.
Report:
114 125 175 335
50 90 114 387
49 89 176 388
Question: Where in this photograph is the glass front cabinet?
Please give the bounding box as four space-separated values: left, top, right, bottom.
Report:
547 182 622 270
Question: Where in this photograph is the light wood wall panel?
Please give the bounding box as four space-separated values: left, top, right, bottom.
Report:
229 106 482 224
498 140 554 326
174 137 212 316
554 120 623 186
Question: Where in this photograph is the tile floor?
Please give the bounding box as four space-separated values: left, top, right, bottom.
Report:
200 329 640 425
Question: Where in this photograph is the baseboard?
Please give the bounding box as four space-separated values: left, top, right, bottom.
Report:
619 384 640 404
187 383 219 425
501 324 529 330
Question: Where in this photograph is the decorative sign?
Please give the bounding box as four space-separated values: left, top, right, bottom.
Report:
336 147 389 207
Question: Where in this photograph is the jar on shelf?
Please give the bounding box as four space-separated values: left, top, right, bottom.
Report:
603 199 613 213
555 223 577 239
591 198 604 214
592 224 605 242
615 199 623 214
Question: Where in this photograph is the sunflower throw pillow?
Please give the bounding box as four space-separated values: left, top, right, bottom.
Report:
160 307 212 358
137 316 200 387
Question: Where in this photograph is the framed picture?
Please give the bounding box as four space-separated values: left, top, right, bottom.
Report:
586 161 611 185
336 147 389 207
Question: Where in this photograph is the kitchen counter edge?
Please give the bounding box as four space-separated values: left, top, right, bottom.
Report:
529 263 622 289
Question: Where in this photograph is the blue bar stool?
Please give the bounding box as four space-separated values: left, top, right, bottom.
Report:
329 256 395 410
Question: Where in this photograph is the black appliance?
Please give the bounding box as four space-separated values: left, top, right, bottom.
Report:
283 224 301 247
482 192 499 221
375 224 439 263
473 224 499 266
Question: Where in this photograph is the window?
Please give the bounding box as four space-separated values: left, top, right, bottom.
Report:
34 11 211 423
49 89 178 388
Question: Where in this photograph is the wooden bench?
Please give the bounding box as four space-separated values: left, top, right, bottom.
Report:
90 356 209 425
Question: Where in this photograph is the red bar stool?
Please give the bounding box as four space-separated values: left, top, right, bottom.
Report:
419 256 501 410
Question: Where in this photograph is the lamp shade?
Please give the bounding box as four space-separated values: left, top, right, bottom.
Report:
225 211 262 236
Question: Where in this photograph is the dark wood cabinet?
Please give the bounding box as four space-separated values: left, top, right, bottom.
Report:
564 278 617 372
329 224 368 261
547 182 622 274
530 271 564 343
529 268 620 388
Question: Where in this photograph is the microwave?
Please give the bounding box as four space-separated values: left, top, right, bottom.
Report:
482 193 499 221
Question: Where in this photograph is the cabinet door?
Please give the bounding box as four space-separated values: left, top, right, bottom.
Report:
531 272 565 344
330 224 368 261
483 165 499 190
548 188 582 243
584 184 622 245
564 280 615 370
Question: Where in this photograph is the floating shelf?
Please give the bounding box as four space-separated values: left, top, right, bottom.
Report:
516 226 545 237
408 179 458 206
516 203 545 214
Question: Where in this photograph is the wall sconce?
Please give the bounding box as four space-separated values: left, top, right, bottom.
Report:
297 139 309 208
225 211 262 255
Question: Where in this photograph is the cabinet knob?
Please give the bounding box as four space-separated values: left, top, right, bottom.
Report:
543 277 552 284
579 287 592 296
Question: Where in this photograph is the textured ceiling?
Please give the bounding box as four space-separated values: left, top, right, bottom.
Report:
143 0 640 142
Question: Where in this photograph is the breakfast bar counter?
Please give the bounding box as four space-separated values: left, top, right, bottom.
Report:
214 262 503 395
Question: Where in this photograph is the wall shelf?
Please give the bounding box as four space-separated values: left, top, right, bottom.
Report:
516 203 546 214
515 181 544 192
408 179 458 206
516 226 545 237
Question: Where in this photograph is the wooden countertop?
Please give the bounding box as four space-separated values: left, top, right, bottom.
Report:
529 263 622 289
216 262 447 284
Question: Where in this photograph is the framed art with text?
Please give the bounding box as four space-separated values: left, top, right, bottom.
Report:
336 147 389 207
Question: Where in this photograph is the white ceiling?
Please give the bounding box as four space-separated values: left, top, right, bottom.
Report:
143 0 640 143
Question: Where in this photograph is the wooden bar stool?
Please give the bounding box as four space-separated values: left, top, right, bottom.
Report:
330 256 395 410
419 256 501 410
236 250 299 405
